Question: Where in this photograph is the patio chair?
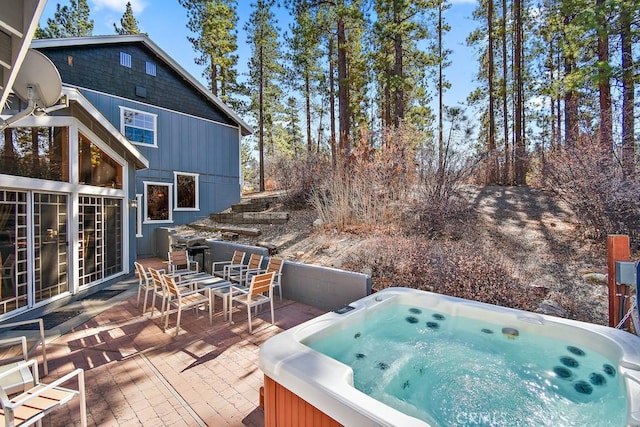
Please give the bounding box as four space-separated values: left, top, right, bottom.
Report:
167 250 198 274
162 274 212 336
149 267 200 320
0 320 47 377
147 267 169 318
0 337 32 397
229 272 275 334
134 262 153 314
0 359 86 426
227 253 264 286
212 250 246 279
248 257 284 302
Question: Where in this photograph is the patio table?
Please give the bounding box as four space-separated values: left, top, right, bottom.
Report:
189 274 233 320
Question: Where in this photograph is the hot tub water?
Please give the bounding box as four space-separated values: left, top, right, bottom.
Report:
305 303 628 426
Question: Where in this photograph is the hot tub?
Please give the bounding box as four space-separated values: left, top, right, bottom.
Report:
259 287 640 427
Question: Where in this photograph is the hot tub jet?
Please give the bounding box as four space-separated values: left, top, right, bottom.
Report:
502 327 519 339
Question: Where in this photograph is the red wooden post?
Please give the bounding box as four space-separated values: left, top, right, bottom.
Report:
607 235 630 327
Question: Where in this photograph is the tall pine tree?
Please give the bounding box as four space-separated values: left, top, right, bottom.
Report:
179 0 243 111
245 0 283 191
114 2 142 35
37 0 94 38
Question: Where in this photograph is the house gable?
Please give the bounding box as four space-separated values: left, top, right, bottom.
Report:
35 42 238 128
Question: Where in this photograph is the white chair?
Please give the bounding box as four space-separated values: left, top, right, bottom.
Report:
162 274 212 336
0 320 47 376
229 272 275 334
0 359 86 426
227 253 264 286
212 250 246 279
167 250 198 274
134 261 153 314
246 257 284 302
0 337 32 396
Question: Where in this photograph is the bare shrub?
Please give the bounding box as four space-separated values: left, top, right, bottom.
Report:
344 237 542 311
309 125 418 231
541 143 640 247
407 145 479 239
265 151 330 209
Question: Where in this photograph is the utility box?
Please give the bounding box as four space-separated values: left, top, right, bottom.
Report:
615 261 636 285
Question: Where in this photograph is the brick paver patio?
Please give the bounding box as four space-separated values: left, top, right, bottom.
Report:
9 258 325 426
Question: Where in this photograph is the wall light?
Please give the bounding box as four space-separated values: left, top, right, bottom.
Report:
129 199 138 209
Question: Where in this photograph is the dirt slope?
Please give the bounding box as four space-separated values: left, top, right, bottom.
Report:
182 185 610 324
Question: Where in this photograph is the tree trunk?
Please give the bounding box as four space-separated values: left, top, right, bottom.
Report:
329 35 337 167
621 4 635 177
597 0 612 150
337 17 350 166
437 0 444 175
305 74 312 153
31 128 39 174
210 53 218 97
502 0 510 183
393 0 404 127
258 44 265 192
549 36 556 151
563 16 578 147
487 0 497 184
513 0 525 185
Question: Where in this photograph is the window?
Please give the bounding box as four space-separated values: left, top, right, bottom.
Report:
120 52 131 67
145 61 156 76
0 126 69 181
174 172 199 210
78 134 123 188
144 182 172 223
119 107 157 147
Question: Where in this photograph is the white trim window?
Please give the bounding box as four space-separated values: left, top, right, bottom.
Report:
120 52 132 68
174 171 199 211
143 182 172 224
145 61 157 76
119 106 157 147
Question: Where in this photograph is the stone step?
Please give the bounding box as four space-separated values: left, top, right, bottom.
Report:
189 223 261 236
231 196 280 213
209 211 289 225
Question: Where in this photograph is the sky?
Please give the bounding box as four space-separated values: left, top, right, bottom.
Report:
38 0 480 125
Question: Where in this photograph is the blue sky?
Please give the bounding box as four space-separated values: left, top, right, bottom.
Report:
39 0 480 118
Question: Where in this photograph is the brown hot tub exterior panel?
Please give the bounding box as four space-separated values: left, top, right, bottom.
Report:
264 375 341 427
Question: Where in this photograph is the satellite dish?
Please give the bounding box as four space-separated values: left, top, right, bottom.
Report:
13 48 62 108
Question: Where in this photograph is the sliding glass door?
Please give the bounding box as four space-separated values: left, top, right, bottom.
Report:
33 193 68 302
0 190 28 314
79 196 122 287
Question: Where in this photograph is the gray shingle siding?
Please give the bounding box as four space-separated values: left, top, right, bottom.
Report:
37 43 237 126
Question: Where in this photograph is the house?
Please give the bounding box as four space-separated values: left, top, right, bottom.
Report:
0 2 152 318
0 15 250 318
31 35 253 257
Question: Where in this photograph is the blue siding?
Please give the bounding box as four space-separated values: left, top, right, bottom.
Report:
81 90 241 257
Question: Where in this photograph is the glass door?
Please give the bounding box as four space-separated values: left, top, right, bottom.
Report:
0 190 28 314
33 193 68 302
79 196 123 287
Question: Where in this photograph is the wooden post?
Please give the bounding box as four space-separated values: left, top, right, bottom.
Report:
607 235 630 327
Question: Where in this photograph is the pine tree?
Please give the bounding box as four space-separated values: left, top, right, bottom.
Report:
179 0 242 110
620 0 635 177
114 2 142 35
286 6 322 153
39 0 94 38
245 0 283 192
